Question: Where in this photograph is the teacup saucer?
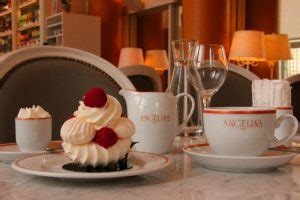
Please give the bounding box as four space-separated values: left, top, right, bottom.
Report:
0 141 62 162
183 144 296 173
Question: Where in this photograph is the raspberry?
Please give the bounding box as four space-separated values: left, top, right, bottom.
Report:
83 88 107 108
94 127 118 149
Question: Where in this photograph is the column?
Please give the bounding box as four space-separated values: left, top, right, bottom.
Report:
88 0 124 66
182 0 234 54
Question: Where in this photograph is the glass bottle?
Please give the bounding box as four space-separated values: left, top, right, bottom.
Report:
167 39 202 136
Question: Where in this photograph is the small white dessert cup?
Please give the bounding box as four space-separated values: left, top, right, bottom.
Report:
15 117 52 152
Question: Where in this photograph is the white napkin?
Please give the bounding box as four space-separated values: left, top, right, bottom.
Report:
252 79 291 107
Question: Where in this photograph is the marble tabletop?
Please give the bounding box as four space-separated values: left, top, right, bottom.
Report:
2 137 300 200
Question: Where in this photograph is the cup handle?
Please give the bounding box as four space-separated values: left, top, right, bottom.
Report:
269 114 299 148
176 93 195 128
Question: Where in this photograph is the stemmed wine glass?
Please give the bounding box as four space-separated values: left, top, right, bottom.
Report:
188 44 228 134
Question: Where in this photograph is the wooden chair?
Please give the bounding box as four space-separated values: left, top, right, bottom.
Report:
286 74 300 129
210 64 260 107
120 65 162 92
0 46 135 143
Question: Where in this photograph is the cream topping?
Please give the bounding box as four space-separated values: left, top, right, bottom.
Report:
17 105 51 119
113 117 135 139
62 139 131 167
74 95 122 129
60 117 96 145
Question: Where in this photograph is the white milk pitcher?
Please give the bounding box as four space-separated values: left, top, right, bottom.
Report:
119 90 195 153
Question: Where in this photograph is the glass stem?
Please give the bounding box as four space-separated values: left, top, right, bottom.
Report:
195 92 202 134
202 96 212 109
200 95 212 136
196 92 202 126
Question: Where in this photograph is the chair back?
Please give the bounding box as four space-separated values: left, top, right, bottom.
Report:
211 64 260 107
120 65 162 91
286 74 300 121
0 46 135 143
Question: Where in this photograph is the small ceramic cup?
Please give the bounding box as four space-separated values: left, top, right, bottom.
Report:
203 107 298 157
15 117 52 152
275 106 295 146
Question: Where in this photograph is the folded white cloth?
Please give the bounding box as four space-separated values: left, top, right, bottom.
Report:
252 79 291 107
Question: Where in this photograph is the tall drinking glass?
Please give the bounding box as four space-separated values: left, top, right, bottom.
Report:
188 44 228 134
167 39 201 136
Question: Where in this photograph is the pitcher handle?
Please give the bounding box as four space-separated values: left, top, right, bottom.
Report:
176 93 195 128
269 114 298 148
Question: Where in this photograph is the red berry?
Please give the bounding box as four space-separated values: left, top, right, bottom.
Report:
83 88 107 108
94 127 118 149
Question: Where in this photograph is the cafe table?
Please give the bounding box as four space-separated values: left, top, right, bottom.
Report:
1 137 300 200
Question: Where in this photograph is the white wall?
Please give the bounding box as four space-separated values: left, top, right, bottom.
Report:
279 0 300 39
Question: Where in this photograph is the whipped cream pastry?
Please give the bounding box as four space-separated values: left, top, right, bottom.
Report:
17 105 51 119
61 88 135 167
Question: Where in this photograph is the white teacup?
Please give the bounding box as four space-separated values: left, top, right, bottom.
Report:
15 117 52 152
275 106 295 146
203 107 298 157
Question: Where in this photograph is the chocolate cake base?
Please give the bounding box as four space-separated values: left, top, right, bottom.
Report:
63 142 138 173
63 156 132 173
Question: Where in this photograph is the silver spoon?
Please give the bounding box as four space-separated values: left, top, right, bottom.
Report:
45 147 64 153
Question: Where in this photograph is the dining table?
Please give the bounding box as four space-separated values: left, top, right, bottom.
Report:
1 136 300 200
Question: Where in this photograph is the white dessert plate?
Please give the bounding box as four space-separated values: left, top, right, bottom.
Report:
183 144 296 173
0 143 48 163
0 141 62 162
12 151 170 181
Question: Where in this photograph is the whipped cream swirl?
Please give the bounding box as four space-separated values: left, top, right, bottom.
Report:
61 117 96 145
17 105 51 119
74 95 122 129
63 139 131 167
113 117 135 139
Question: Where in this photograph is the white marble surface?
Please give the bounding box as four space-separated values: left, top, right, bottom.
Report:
2 137 300 200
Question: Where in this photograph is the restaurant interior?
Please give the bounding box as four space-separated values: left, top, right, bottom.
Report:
0 0 299 199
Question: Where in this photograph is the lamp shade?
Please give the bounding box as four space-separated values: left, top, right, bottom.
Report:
229 30 266 62
144 50 169 70
118 47 144 68
265 34 292 61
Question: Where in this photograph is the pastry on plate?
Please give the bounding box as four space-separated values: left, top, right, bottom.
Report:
60 88 135 172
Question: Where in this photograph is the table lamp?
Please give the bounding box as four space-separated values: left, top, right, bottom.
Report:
229 30 267 70
144 50 169 74
118 47 144 68
265 34 292 79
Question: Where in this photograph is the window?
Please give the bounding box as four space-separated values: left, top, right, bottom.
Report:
280 38 300 79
